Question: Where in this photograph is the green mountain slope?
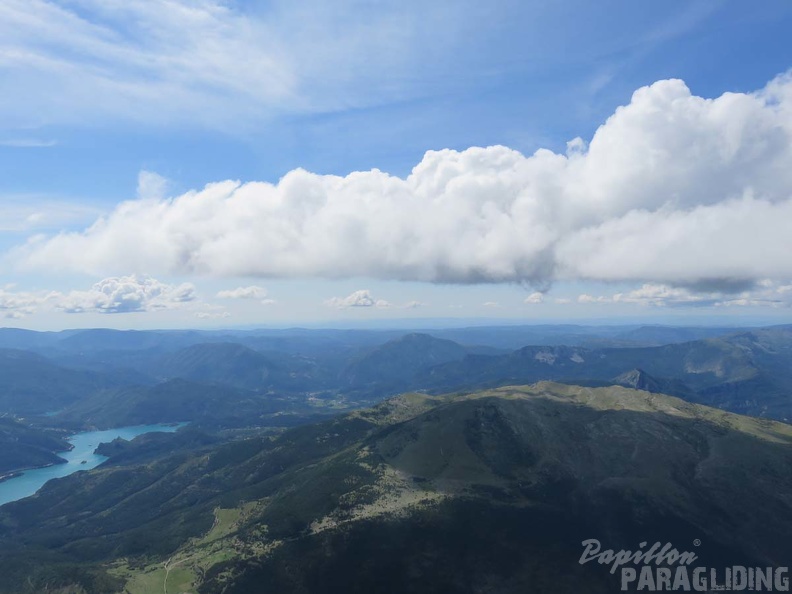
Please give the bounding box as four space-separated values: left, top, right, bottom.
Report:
1 383 790 593
0 418 70 475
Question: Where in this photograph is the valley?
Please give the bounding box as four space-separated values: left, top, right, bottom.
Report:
0 324 790 593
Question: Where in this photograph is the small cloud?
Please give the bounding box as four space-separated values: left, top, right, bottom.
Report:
576 281 792 308
137 170 170 200
196 311 231 319
578 294 619 304
0 138 58 148
59 274 196 314
325 290 391 309
402 300 424 309
713 280 792 308
217 286 269 300
524 292 544 304
482 301 501 308
565 136 587 156
610 284 715 307
0 287 55 318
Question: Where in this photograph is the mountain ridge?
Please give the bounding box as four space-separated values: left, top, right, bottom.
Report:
1 382 790 593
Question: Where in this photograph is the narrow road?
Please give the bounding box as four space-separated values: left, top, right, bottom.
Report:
163 554 197 594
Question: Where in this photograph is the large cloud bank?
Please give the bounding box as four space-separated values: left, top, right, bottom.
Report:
17 73 792 290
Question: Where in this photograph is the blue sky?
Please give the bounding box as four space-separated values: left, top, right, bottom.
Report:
2 0 792 329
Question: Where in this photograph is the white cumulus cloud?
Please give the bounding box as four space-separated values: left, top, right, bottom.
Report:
576 281 792 308
524 292 544 304
13 73 792 294
0 275 199 317
324 290 391 309
216 286 269 300
196 311 231 320
58 275 196 314
0 288 55 318
137 171 170 201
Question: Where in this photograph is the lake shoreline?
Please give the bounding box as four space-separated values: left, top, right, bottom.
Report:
0 457 69 484
0 472 21 484
0 423 187 507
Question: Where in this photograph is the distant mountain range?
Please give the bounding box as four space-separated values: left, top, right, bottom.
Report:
416 327 792 421
52 378 324 430
0 348 147 414
0 323 746 364
0 382 789 593
1 324 791 431
339 332 502 390
1 323 790 593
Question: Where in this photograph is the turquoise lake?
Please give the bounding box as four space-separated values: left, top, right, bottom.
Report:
0 423 184 507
